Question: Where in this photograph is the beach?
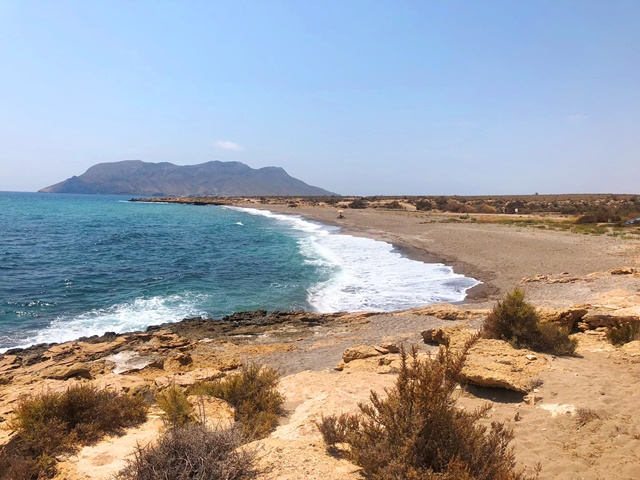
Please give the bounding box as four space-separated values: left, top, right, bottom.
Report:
237 201 640 304
2 201 640 479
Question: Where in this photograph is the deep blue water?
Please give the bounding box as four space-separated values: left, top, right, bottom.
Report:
0 192 478 351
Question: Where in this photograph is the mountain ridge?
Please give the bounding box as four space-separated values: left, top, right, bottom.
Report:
39 160 337 196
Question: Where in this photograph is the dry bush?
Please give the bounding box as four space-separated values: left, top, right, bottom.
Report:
606 321 640 346
1 384 147 479
317 346 537 480
191 363 284 440
482 289 576 356
156 384 195 428
575 408 600 429
116 423 258 480
475 203 498 214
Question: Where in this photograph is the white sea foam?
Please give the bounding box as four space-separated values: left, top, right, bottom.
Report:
227 207 480 313
0 294 208 352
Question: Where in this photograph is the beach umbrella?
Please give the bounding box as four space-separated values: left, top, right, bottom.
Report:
338 209 344 213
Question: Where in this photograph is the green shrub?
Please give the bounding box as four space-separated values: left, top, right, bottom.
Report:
606 321 640 346
1 384 148 480
191 363 284 440
116 424 258 480
316 346 536 479
482 289 576 356
156 384 195 428
348 198 368 209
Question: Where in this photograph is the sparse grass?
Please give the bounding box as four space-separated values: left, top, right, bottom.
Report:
317 345 538 480
115 423 259 480
606 321 640 346
156 384 195 428
191 363 284 440
575 408 600 429
482 289 577 356
0 384 148 480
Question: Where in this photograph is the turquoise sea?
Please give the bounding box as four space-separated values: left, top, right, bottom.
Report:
0 192 479 352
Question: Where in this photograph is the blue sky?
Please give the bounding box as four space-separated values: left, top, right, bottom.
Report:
1 0 638 195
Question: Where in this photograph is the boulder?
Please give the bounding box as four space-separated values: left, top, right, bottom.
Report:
460 339 549 393
342 345 381 363
421 326 548 393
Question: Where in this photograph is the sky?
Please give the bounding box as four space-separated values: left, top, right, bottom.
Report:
0 0 639 196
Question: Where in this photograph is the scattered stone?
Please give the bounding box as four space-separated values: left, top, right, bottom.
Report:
379 342 401 353
523 394 543 405
610 267 635 275
342 345 381 363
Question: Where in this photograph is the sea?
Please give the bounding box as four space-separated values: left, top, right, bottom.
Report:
0 192 479 352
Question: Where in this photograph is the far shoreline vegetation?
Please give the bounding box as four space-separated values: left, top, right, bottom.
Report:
131 193 640 236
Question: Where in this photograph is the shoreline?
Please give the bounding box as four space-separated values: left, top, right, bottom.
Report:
235 201 640 305
233 203 493 304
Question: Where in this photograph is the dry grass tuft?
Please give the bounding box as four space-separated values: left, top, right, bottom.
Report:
156 384 195 428
191 363 284 440
116 423 258 480
0 384 147 480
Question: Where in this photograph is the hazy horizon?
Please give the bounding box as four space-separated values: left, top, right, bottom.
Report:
1 1 639 196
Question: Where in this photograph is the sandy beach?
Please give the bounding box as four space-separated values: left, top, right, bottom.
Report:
238 202 640 304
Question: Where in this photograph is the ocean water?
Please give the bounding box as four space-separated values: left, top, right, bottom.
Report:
0 192 479 352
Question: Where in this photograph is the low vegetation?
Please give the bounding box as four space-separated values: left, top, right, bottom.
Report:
156 383 195 428
0 384 148 480
116 423 258 480
191 363 285 440
606 320 640 346
317 346 537 479
482 288 577 356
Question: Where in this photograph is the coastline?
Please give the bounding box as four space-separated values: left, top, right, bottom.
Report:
235 202 640 305
3 199 640 479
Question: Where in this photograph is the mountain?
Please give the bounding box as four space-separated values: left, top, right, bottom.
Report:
38 160 337 196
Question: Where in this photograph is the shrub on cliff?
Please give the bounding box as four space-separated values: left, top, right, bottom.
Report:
191 363 284 440
1 384 148 480
482 289 576 356
317 346 537 479
116 424 258 480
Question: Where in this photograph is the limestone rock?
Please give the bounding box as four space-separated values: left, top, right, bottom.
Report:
155 368 224 389
401 303 488 320
41 362 93 380
460 340 549 393
378 342 401 354
610 267 636 275
342 345 381 363
537 307 587 331
581 310 640 329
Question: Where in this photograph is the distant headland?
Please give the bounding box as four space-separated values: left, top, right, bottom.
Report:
38 160 337 197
